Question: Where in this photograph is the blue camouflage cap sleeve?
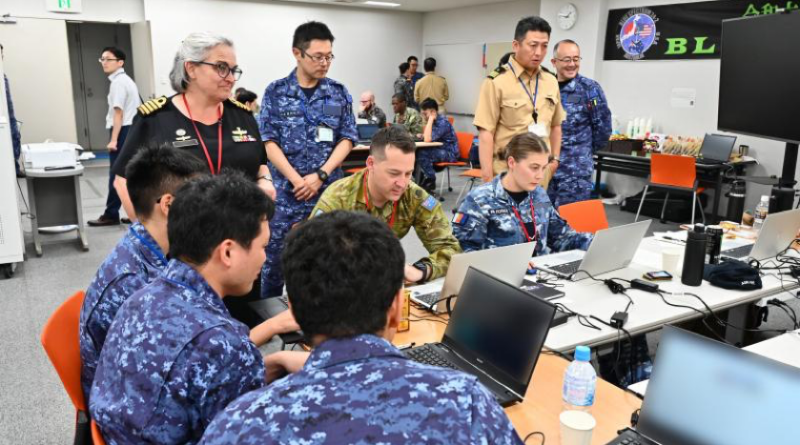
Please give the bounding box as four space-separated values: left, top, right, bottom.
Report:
468 380 525 444
453 192 489 252
258 84 280 144
335 85 358 145
589 83 613 152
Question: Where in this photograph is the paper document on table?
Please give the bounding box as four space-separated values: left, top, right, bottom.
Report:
654 230 688 245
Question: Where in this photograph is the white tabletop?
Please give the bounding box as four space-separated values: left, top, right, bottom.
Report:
25 164 84 178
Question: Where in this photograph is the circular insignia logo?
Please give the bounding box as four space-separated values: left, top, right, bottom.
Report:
616 9 660 60
176 129 186 136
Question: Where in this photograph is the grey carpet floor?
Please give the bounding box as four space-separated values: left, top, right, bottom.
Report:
1 162 796 444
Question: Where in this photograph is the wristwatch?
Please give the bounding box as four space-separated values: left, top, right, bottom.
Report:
412 260 430 284
316 168 329 182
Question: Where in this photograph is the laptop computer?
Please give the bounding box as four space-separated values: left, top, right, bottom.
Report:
248 295 305 345
356 124 380 144
722 209 800 261
535 220 651 280
405 267 556 407
696 133 737 165
605 326 800 445
410 241 536 314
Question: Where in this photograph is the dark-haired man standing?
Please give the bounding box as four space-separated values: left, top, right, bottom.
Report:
310 126 460 285
79 146 207 401
259 21 357 298
90 172 280 444
414 57 449 115
200 211 522 444
89 47 141 226
474 16 565 185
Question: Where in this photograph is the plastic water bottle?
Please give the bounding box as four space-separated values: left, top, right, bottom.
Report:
562 345 597 411
753 195 769 232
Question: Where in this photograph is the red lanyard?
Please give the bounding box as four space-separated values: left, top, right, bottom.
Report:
363 171 398 228
510 197 537 242
182 94 223 175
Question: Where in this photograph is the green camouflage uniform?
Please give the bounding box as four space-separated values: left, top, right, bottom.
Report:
392 107 424 136
311 169 461 280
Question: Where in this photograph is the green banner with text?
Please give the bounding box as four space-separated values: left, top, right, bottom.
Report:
604 0 798 60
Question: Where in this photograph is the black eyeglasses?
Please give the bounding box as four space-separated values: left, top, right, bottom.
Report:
195 61 243 80
555 56 582 64
301 50 335 65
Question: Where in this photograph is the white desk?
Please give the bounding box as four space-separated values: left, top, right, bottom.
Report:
25 165 89 256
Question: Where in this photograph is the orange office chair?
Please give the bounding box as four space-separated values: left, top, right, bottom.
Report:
434 132 472 198
91 420 106 445
635 153 706 225
41 290 95 445
345 167 365 175
447 116 454 125
558 199 609 234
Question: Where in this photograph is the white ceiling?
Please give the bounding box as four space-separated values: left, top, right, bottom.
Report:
275 0 520 13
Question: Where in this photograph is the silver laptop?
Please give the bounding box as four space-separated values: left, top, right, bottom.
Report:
722 209 800 261
535 220 652 280
410 241 535 313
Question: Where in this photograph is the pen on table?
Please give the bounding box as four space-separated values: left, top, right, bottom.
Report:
397 342 416 351
661 236 685 243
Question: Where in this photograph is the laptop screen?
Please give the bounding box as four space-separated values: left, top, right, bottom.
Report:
637 326 800 445
357 124 380 141
699 133 737 161
443 267 556 396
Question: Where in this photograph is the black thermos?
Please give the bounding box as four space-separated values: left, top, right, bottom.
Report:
682 224 707 286
726 180 746 222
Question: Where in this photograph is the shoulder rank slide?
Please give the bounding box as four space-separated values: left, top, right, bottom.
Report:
487 67 505 79
138 96 168 116
228 97 251 111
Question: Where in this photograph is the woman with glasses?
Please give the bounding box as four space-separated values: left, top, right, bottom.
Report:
452 132 592 255
112 31 275 222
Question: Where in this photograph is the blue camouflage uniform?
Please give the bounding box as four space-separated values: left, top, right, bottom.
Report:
90 259 266 445
453 174 593 254
79 223 167 401
548 74 612 208
418 114 458 182
4 75 22 174
199 334 523 445
258 69 357 298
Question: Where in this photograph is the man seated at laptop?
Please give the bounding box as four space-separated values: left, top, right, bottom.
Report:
358 90 387 127
199 211 524 444
453 132 592 255
90 172 289 444
311 126 461 285
391 92 423 136
79 145 207 401
418 98 459 192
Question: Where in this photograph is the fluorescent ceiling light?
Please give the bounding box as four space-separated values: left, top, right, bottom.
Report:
364 1 401 6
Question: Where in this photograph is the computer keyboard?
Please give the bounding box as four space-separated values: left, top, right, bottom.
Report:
277 295 290 308
721 244 752 259
412 291 441 307
604 429 657 445
549 260 581 276
405 345 460 371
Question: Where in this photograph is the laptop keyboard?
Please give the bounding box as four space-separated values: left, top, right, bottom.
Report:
549 260 582 276
604 429 658 445
413 291 441 307
721 244 752 259
277 295 290 308
405 345 459 371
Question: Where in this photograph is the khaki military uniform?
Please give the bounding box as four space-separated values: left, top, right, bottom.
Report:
311 169 461 280
414 73 449 115
473 55 566 187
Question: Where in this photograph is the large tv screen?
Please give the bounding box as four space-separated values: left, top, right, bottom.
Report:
718 12 800 144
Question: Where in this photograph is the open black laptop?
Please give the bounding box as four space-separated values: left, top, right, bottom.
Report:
356 124 380 144
405 267 557 407
695 133 737 165
249 296 305 345
605 326 800 445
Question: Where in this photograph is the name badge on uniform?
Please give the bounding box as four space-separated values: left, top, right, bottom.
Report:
488 208 510 216
566 94 582 104
323 104 343 117
528 123 548 138
316 126 334 143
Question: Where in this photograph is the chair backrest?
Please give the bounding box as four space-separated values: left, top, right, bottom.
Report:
41 291 87 412
558 199 609 234
456 132 474 160
650 153 697 189
447 116 455 125
92 420 106 445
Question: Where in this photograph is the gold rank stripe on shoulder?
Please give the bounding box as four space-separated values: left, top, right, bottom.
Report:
487 67 505 79
138 96 168 116
228 97 250 111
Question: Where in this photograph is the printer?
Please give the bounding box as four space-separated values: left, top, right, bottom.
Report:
22 142 82 170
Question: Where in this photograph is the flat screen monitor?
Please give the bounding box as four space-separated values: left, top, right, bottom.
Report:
637 326 800 445
718 12 800 144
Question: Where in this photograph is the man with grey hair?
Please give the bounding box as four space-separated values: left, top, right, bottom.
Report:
357 90 386 127
548 39 611 207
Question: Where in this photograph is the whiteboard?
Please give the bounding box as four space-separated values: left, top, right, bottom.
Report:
423 41 513 116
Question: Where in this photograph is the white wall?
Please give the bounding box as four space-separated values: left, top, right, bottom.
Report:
422 0 541 132
143 0 423 117
540 0 787 212
0 0 144 23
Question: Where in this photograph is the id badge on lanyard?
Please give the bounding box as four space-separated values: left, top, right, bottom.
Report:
316 125 334 143
508 63 545 137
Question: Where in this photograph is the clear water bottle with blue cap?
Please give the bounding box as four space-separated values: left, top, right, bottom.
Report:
562 345 597 411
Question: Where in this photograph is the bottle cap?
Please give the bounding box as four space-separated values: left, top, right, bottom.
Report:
694 223 705 233
761 195 770 201
575 345 591 361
